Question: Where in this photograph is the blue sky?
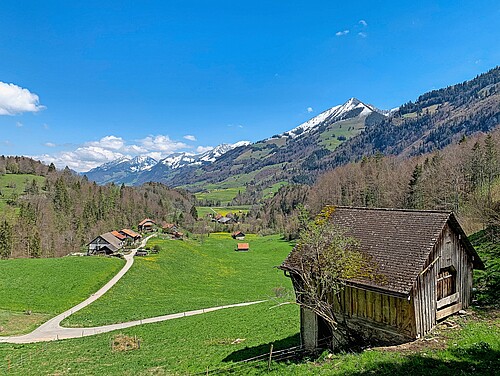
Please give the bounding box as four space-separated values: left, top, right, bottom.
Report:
0 0 499 171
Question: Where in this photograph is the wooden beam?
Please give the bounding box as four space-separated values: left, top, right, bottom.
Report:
436 302 462 320
436 292 459 309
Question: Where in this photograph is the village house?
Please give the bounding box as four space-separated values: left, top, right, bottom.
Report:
279 207 484 350
218 216 233 225
138 218 156 232
119 228 142 243
231 231 245 240
162 223 178 234
87 232 124 255
111 230 127 242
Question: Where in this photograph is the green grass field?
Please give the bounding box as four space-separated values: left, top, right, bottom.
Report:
1 304 498 375
63 234 295 327
196 205 251 218
195 187 246 204
0 257 123 336
0 233 499 375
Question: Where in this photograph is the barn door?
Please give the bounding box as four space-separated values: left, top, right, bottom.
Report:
437 266 456 300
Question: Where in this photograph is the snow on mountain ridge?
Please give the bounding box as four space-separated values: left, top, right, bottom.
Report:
274 97 388 140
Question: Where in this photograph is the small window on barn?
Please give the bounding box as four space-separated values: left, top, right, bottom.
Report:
437 266 456 300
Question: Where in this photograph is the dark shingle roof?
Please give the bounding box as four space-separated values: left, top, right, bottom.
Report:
280 207 483 297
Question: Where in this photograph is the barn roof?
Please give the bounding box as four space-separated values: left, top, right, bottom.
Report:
237 243 249 250
280 207 484 297
89 232 123 252
120 228 141 238
139 218 155 226
111 230 126 241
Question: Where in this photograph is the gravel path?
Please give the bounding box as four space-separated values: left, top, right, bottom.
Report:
0 235 265 344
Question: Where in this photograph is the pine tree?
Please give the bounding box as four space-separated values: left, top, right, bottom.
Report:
0 220 13 259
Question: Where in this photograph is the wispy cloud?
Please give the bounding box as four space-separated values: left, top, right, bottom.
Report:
16 121 23 127
335 30 350 36
183 134 197 141
196 145 214 153
307 107 313 113
358 32 367 38
0 82 45 116
359 19 368 27
44 142 56 147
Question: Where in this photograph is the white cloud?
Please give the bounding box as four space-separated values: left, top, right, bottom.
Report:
183 134 197 141
37 134 190 172
43 123 49 130
196 145 214 153
359 20 368 27
0 82 45 116
335 30 349 36
138 135 187 152
16 121 23 127
358 32 367 38
307 107 313 113
44 142 56 147
87 135 125 150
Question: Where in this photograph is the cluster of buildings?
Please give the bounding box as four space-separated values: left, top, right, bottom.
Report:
87 228 141 255
87 218 185 255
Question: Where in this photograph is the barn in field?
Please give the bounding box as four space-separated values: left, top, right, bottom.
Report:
87 232 124 255
279 207 484 350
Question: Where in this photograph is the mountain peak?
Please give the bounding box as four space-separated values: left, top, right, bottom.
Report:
275 97 387 140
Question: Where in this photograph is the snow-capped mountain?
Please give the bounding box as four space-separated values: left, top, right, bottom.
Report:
84 98 392 187
87 156 157 174
84 141 249 185
274 98 387 140
198 142 250 163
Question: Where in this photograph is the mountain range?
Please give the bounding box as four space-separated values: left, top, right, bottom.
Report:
85 66 500 200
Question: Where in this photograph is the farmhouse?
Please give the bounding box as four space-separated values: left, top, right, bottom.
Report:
138 218 156 232
231 231 245 240
87 232 124 255
162 223 178 234
218 216 233 224
120 228 142 242
111 230 126 242
279 207 484 350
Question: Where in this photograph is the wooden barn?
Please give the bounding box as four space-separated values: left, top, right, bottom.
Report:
236 243 249 252
231 231 245 240
87 232 124 255
279 207 484 350
138 218 156 232
119 228 142 242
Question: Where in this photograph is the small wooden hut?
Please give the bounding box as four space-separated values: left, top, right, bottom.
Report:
236 243 249 252
279 207 484 350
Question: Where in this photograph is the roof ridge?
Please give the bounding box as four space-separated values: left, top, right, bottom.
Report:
334 206 452 214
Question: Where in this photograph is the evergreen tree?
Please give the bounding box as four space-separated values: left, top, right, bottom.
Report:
0 220 13 259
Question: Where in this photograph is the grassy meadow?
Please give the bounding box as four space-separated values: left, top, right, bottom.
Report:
0 233 499 375
0 257 123 336
63 233 295 327
0 303 498 375
196 205 251 218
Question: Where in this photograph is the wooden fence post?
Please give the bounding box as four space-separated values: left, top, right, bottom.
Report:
267 344 274 372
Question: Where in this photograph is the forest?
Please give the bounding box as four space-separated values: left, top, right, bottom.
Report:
0 156 196 258
256 129 500 239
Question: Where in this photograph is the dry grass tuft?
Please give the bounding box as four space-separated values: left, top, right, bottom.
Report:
112 334 141 352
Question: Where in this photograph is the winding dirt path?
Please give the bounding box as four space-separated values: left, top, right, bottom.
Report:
0 235 265 344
